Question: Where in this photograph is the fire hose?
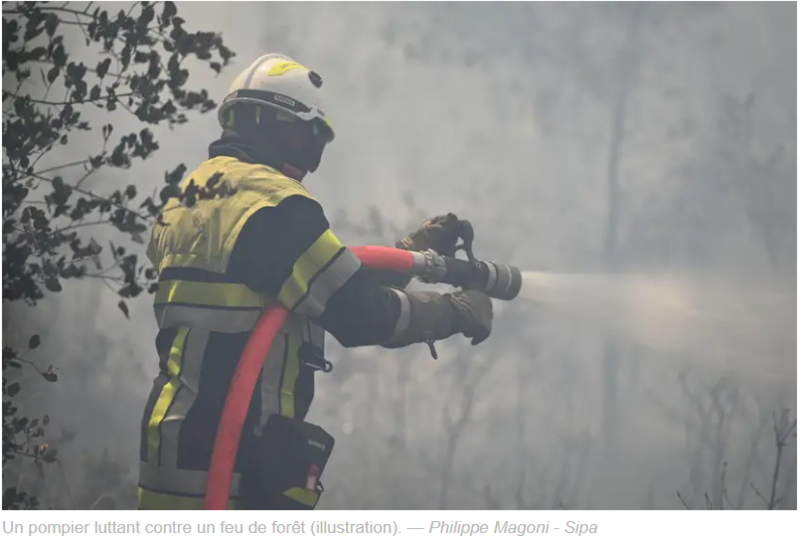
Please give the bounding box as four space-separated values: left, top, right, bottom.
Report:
203 221 522 509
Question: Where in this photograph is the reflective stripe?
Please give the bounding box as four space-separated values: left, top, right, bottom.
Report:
307 321 325 350
153 279 266 332
138 487 237 510
159 330 209 468
284 487 320 508
155 280 263 309
147 328 189 463
139 463 241 498
160 253 228 275
277 230 348 312
257 314 312 429
259 331 287 428
154 305 260 333
390 289 412 342
293 248 361 317
279 333 301 418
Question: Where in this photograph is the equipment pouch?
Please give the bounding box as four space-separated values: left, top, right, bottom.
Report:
240 414 335 510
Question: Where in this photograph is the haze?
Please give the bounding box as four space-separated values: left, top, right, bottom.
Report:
4 2 796 510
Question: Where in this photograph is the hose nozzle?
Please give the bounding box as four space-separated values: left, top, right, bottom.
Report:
411 250 522 301
479 261 522 301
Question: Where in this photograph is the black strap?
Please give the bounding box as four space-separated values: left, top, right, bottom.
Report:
298 342 333 373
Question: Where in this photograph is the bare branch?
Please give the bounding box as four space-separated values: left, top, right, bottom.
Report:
483 484 500 510
31 173 153 223
720 461 735 510
750 483 769 508
766 410 797 509
56 459 77 509
29 159 94 178
3 90 134 107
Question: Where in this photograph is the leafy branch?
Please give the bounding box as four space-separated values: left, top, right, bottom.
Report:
2 0 237 510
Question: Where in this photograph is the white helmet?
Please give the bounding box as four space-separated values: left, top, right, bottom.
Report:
218 53 334 143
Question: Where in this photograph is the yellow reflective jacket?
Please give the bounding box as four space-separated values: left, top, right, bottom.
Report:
139 155 362 510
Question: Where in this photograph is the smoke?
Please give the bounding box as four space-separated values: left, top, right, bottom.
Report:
6 1 796 510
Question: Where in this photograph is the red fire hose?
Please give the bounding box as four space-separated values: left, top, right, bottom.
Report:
203 246 416 509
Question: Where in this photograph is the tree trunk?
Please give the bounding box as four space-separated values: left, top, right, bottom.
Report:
600 3 645 457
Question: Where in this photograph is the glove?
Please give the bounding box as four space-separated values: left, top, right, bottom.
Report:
369 213 463 289
384 289 493 348
374 213 462 289
449 290 493 345
396 213 462 257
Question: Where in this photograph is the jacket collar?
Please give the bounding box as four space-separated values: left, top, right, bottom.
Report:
208 131 306 182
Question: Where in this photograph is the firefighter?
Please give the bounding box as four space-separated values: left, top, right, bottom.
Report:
138 53 493 510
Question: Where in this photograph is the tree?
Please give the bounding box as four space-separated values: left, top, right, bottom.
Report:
2 1 234 509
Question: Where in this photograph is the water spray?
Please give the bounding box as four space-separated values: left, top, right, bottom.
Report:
518 270 795 382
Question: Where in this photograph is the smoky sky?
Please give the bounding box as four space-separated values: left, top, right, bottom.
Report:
5 2 796 510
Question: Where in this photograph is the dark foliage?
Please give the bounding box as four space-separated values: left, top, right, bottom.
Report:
2 1 235 509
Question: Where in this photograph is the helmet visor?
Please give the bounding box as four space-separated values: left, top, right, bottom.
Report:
222 88 334 143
